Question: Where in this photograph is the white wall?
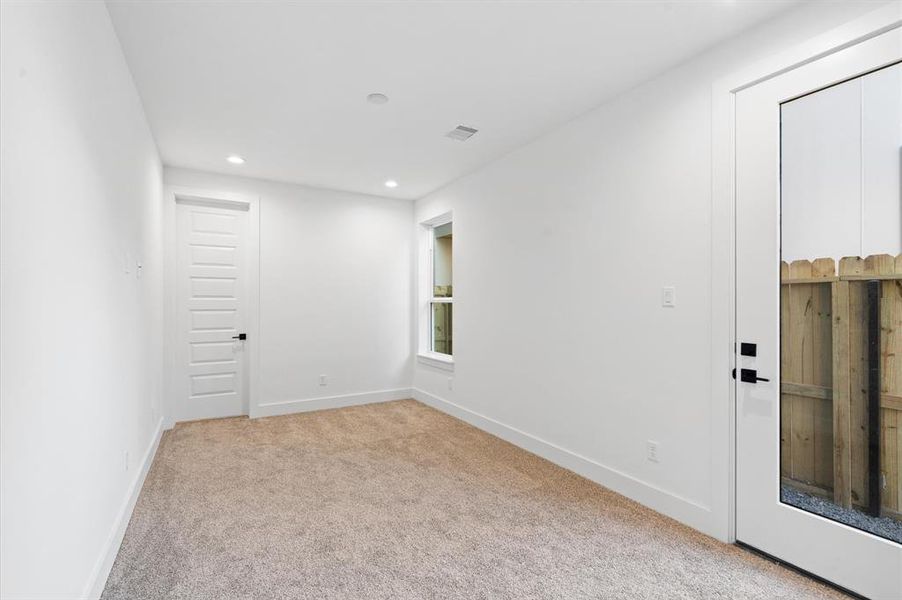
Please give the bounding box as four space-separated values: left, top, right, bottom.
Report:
164 168 414 417
411 1 890 542
0 2 164 598
782 62 901 262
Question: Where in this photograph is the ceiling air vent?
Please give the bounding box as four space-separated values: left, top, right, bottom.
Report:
446 125 478 141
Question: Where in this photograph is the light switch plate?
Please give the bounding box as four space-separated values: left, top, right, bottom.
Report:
662 286 676 307
647 440 660 463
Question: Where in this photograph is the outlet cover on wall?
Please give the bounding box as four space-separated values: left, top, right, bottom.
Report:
319 374 328 386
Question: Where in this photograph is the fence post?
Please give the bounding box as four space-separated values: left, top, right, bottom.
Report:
866 279 881 516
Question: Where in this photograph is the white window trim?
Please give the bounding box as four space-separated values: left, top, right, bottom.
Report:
418 211 453 371
417 351 455 371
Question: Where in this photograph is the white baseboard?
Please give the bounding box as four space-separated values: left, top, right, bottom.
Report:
253 388 413 418
83 417 165 599
412 388 718 538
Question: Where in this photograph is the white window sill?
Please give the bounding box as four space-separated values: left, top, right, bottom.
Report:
417 352 454 372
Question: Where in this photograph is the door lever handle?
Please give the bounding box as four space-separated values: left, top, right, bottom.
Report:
739 368 769 383
232 333 247 340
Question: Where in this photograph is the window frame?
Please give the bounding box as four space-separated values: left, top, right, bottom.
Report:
418 212 454 370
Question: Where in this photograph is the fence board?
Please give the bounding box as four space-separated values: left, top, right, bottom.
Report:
883 407 899 513
788 262 814 483
881 275 902 514
812 279 833 489
781 269 792 478
832 279 852 507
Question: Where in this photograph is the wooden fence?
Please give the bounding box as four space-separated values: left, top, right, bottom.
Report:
781 254 901 520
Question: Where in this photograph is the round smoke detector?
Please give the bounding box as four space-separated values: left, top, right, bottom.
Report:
366 93 389 105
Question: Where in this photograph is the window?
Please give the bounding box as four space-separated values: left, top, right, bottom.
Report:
419 213 453 369
430 221 452 356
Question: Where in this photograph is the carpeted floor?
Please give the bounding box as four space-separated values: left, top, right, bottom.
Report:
102 399 846 599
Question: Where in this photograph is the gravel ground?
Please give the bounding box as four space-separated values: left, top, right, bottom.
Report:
781 485 902 543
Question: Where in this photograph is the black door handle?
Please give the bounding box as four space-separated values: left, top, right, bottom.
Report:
740 368 769 383
232 333 247 340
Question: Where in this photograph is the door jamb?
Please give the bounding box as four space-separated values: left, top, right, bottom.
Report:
163 185 261 427
710 2 902 544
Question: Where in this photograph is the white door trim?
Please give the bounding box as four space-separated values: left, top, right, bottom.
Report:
711 2 902 544
163 185 261 427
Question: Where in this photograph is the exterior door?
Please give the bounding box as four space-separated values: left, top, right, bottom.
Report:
735 28 902 599
175 200 248 422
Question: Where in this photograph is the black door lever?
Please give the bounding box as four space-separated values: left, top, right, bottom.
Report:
740 368 769 383
232 333 247 340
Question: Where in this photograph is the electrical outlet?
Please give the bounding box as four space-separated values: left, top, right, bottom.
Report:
125 450 130 472
647 441 660 463
319 374 327 386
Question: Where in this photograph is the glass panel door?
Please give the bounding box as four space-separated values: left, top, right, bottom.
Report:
734 27 902 599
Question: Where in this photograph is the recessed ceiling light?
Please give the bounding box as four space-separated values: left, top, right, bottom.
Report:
226 155 245 165
384 180 398 188
367 93 389 105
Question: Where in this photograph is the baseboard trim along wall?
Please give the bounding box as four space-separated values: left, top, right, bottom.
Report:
84 417 165 600
412 387 717 538
254 388 414 418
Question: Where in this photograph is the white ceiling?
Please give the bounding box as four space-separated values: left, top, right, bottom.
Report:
107 0 801 200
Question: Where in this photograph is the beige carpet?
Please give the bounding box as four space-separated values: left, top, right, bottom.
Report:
102 400 846 599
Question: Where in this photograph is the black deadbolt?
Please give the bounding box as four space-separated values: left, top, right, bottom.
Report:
740 342 757 357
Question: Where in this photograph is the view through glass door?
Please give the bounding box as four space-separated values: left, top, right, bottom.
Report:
734 27 902 599
779 62 902 546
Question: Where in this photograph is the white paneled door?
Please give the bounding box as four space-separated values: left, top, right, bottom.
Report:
175 200 249 421
735 28 901 599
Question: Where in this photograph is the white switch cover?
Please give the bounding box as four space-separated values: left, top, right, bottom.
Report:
662 286 676 307
647 441 660 463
